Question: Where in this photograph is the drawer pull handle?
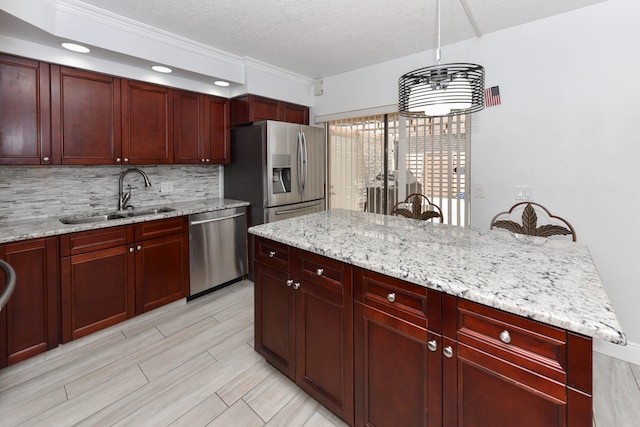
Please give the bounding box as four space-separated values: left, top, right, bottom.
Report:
286 279 293 287
293 282 301 290
268 251 276 258
387 293 396 303
427 340 437 352
316 268 324 276
443 346 454 358
499 330 512 344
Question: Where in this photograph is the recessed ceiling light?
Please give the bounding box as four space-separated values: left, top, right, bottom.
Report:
152 65 172 74
61 42 90 53
214 80 230 87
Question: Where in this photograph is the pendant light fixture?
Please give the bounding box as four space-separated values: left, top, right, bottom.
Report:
399 0 485 117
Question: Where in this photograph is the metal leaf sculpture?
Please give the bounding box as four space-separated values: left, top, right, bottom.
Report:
492 203 574 240
391 194 442 221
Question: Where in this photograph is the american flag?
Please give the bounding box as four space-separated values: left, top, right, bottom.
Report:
485 86 501 107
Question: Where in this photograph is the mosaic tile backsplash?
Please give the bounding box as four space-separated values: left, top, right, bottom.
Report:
0 165 222 222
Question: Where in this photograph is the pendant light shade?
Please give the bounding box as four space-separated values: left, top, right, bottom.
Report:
399 63 485 117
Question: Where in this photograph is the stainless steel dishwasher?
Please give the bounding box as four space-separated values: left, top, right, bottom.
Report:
188 207 248 299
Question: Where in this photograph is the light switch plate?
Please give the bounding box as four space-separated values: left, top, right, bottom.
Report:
474 183 486 198
515 185 533 200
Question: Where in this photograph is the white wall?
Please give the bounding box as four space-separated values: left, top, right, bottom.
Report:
314 0 640 358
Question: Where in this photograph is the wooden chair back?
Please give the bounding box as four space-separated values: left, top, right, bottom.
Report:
390 193 443 222
490 202 577 241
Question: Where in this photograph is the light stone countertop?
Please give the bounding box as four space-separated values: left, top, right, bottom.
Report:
0 198 249 244
248 208 626 345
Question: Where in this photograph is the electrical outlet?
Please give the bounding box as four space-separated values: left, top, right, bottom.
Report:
160 182 173 193
515 185 533 200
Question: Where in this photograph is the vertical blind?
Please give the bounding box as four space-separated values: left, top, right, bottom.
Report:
326 113 469 226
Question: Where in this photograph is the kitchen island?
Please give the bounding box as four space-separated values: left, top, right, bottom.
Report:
248 208 625 427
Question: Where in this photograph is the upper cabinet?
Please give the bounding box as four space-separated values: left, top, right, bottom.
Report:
230 94 309 126
0 54 51 165
50 66 122 165
1 54 305 166
174 90 230 164
122 80 174 164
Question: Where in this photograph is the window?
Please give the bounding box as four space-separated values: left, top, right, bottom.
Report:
326 113 470 226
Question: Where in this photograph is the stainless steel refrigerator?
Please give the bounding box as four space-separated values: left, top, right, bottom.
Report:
224 121 326 275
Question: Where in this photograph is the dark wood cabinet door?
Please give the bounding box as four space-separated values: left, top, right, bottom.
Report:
122 80 174 164
355 302 441 427
456 342 567 427
204 95 230 164
0 53 51 165
0 237 58 367
61 244 135 343
293 250 354 424
253 260 295 379
51 66 121 165
280 102 309 125
134 232 188 314
173 89 204 164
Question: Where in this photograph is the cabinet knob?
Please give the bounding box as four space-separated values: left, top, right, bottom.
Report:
116 157 122 163
293 282 301 290
443 346 454 358
124 158 129 162
427 340 438 352
137 245 142 251
286 279 293 287
268 251 276 258
42 156 50 162
129 247 134 253
201 159 206 163
499 330 512 344
206 159 211 163
387 292 396 303
316 268 324 276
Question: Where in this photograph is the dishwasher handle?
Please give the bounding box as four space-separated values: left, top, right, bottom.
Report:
189 213 245 226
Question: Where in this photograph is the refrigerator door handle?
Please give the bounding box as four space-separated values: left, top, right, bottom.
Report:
274 201 323 215
301 130 308 193
296 131 304 195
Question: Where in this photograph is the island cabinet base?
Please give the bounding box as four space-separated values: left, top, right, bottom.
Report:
253 236 593 427
253 237 354 425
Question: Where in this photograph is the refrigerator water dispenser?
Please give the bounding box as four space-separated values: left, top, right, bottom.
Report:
272 168 291 194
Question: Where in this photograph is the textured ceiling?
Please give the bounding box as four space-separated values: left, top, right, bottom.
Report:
74 0 607 78
3 0 608 79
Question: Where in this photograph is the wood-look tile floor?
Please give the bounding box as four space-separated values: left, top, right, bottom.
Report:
0 279 637 427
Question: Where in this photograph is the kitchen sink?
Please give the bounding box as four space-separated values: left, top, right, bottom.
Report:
60 207 176 225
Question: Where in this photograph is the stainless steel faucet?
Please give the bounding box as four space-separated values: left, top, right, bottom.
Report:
118 168 152 211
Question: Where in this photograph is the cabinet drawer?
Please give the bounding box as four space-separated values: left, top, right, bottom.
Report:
292 249 344 290
254 237 289 270
60 225 133 256
457 299 567 380
354 268 439 328
135 217 187 241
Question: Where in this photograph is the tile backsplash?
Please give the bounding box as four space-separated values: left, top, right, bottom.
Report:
0 165 222 222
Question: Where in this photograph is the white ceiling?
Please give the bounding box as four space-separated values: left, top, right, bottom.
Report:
1 0 607 80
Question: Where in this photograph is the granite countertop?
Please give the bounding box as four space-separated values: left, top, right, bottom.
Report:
0 198 249 244
248 208 626 345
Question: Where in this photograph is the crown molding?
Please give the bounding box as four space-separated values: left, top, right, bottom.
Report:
243 57 314 86
56 0 244 68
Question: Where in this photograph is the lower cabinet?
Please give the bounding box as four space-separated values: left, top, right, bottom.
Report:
0 237 59 368
453 299 592 427
254 237 354 424
134 217 189 313
254 237 593 427
60 225 134 342
60 217 189 342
